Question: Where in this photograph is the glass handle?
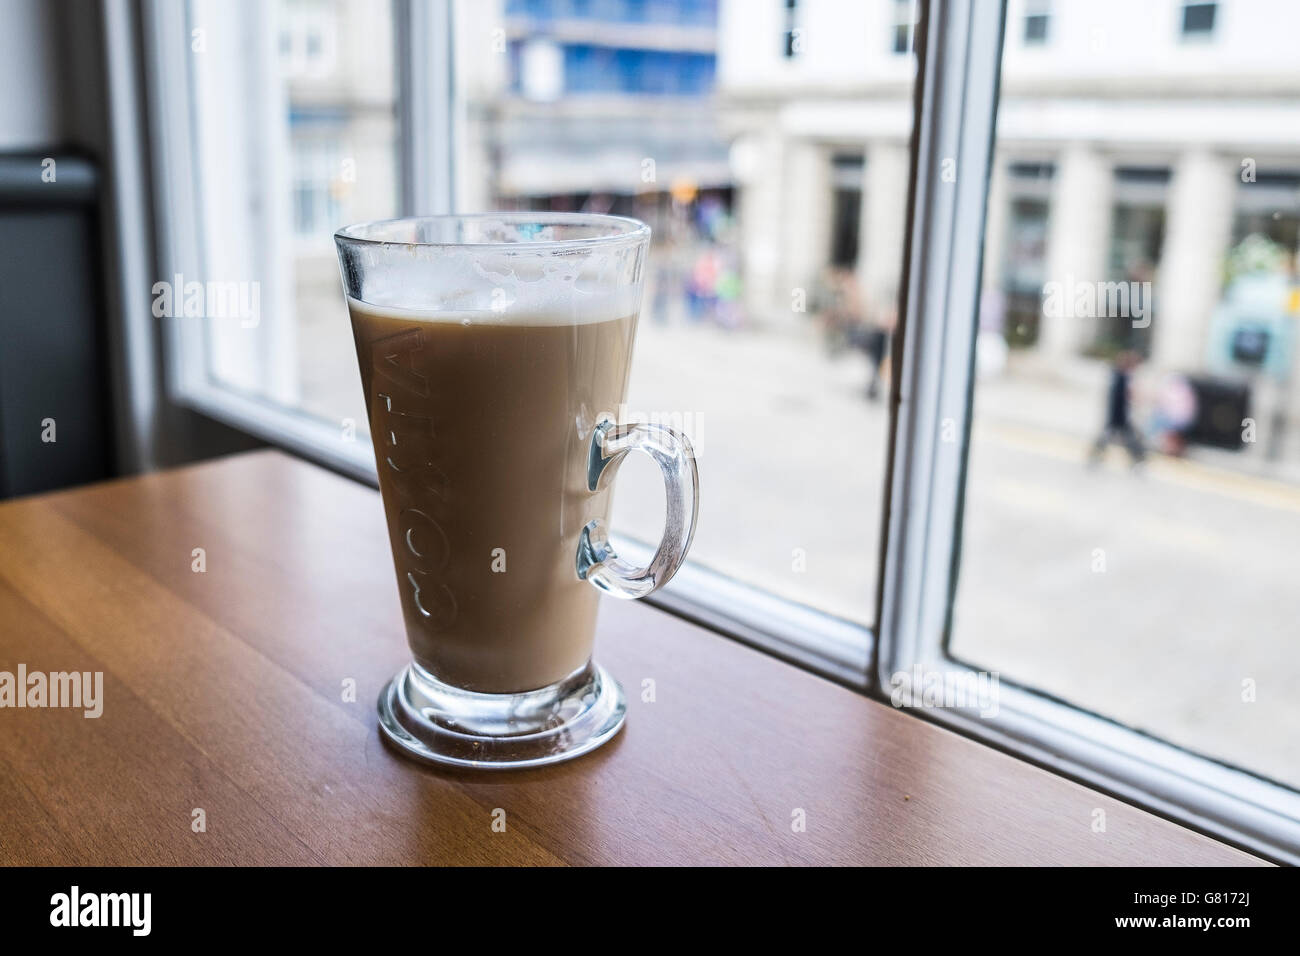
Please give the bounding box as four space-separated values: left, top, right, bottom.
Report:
577 419 699 599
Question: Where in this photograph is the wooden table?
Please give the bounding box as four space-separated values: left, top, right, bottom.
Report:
0 450 1261 865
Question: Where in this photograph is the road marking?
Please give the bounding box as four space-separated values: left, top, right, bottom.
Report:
977 421 1300 517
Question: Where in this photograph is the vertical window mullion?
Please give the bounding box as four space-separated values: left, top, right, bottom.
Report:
396 0 456 216
876 0 1006 684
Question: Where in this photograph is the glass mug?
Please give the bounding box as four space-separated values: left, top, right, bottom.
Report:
334 214 699 769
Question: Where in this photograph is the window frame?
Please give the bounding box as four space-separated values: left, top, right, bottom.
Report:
138 0 1300 861
878 0 1300 864
143 0 390 485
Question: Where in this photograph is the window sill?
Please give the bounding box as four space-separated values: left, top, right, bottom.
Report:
0 450 1261 865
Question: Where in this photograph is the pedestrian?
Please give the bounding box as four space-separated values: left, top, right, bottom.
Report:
861 288 896 401
1149 372 1197 456
862 324 888 399
1089 350 1146 467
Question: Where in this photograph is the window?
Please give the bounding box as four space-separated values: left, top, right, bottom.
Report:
453 0 912 656
830 154 865 267
891 0 917 54
1180 1 1217 37
960 12 1300 788
782 0 801 58
997 162 1053 347
291 141 343 241
279 1 339 77
1022 0 1049 45
144 0 1300 860
149 0 400 460
147 0 917 682
891 0 1300 860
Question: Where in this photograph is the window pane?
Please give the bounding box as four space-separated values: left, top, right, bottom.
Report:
952 0 1300 787
1181 2 1217 37
453 0 914 623
1023 14 1048 45
187 0 399 434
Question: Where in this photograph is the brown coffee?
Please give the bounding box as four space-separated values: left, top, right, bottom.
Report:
347 299 637 693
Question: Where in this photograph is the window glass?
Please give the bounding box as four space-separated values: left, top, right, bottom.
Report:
455 0 915 622
188 0 400 429
953 0 1300 787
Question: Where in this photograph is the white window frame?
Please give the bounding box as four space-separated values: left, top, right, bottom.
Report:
881 0 1300 864
137 0 1300 861
142 0 451 486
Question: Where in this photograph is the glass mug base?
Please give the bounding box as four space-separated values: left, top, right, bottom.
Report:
377 659 627 769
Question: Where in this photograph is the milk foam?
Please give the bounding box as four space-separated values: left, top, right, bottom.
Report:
346 296 636 327
344 241 643 326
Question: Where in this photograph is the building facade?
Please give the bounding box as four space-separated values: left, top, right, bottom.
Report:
456 0 729 228
718 0 1300 421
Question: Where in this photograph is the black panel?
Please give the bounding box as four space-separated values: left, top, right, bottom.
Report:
0 153 112 498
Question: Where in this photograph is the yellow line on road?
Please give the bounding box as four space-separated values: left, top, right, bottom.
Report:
976 420 1300 517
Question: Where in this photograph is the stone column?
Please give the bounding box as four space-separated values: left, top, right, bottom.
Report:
1042 144 1112 359
1152 150 1237 371
779 138 833 331
734 124 786 328
857 141 910 322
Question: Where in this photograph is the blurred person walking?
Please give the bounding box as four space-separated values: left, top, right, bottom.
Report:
1149 372 1198 456
860 286 896 401
1089 350 1146 468
861 321 890 400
